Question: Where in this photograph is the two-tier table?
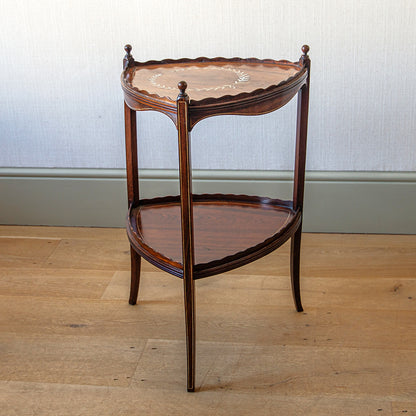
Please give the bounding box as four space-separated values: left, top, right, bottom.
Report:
121 45 311 392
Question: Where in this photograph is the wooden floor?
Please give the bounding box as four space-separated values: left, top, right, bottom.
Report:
0 226 415 415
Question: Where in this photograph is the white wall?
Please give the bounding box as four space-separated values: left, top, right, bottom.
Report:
1 0 415 171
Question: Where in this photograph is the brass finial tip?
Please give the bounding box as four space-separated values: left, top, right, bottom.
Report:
178 81 187 92
124 44 132 54
302 45 310 55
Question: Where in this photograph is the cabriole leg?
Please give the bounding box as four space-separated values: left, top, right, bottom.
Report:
290 225 303 312
129 246 141 305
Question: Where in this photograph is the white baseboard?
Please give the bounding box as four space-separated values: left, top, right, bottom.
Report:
1 168 415 233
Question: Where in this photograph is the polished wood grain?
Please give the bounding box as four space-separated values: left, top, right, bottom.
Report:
121 47 309 129
124 99 142 305
1 228 416 415
130 196 295 270
176 81 196 392
124 102 139 206
290 45 311 313
122 46 311 391
292 45 310 211
131 61 300 101
128 246 141 305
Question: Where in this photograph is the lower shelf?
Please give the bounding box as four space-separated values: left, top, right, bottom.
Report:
127 194 300 278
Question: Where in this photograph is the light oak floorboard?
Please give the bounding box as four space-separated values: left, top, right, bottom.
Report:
0 237 60 268
0 225 127 240
0 268 113 299
0 226 415 415
0 380 400 416
103 270 416 311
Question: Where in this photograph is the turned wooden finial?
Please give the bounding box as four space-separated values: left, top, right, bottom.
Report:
123 44 134 71
177 81 188 100
300 45 310 67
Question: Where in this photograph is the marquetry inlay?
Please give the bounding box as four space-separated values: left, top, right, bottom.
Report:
149 66 250 93
131 61 300 101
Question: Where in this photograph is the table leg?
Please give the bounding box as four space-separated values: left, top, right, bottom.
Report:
129 247 141 305
177 82 196 392
290 224 303 312
124 102 142 305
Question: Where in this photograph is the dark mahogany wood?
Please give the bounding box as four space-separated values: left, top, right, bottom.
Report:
123 44 135 71
121 48 308 129
290 45 311 312
290 226 303 312
129 246 141 305
176 81 196 392
121 45 311 391
124 102 139 206
293 45 310 211
124 101 141 305
127 194 300 278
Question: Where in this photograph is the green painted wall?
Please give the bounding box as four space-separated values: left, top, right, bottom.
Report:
1 168 415 234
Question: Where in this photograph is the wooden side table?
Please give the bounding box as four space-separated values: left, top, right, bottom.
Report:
121 45 311 391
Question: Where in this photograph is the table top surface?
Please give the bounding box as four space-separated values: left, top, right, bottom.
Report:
127 58 303 102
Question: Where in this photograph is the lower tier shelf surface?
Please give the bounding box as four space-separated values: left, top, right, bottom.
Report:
127 194 300 278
